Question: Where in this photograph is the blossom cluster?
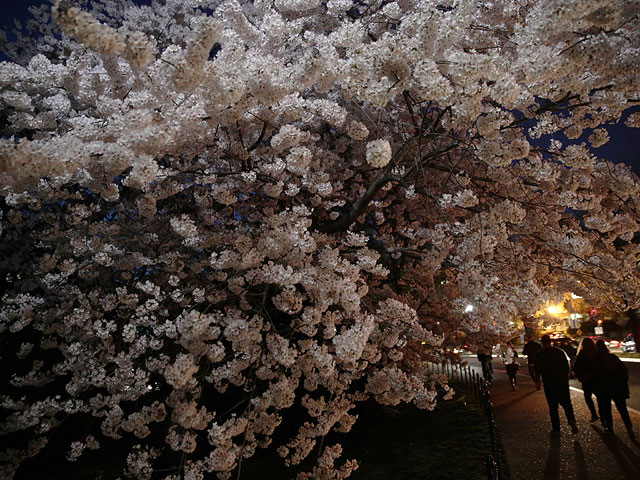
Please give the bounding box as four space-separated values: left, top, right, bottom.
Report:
0 1 639 479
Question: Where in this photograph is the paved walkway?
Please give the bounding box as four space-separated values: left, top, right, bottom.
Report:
487 359 640 479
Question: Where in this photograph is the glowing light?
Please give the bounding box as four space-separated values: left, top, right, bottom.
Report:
546 302 568 316
547 305 561 315
465 304 474 313
534 301 569 318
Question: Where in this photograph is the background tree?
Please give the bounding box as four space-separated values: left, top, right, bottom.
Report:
1 1 639 478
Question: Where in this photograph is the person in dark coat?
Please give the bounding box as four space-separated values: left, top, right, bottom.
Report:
572 337 598 422
522 336 542 386
477 341 493 384
590 339 632 433
534 334 579 433
559 340 577 369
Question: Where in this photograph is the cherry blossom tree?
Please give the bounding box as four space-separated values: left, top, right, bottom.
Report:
1 0 639 478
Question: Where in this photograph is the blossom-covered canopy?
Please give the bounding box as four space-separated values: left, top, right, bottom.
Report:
1 1 639 478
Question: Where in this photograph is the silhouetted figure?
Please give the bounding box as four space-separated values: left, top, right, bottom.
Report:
590 339 633 433
559 340 577 368
477 342 493 384
522 336 542 387
572 337 598 422
535 334 578 434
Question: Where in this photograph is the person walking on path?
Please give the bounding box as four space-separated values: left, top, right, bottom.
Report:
522 335 542 386
534 334 579 434
477 341 493 384
572 337 599 423
590 339 633 433
501 341 519 391
559 339 577 369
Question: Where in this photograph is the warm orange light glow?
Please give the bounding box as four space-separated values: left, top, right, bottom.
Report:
534 300 568 318
547 305 561 315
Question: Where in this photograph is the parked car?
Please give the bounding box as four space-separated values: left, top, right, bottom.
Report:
607 339 621 349
453 345 470 354
548 333 578 349
622 335 636 353
588 336 623 349
547 333 577 368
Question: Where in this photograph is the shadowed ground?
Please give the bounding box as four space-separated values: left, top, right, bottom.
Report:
471 356 640 480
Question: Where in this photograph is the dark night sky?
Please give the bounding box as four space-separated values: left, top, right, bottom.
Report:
593 110 640 175
1 0 51 32
2 0 639 175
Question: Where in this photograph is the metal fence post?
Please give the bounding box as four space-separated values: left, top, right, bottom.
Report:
482 381 499 480
430 358 500 479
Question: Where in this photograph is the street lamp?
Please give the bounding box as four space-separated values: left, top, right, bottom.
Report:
547 305 561 315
